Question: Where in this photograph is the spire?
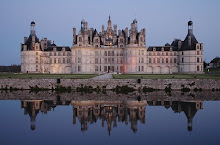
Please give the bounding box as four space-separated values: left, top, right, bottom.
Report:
107 15 112 32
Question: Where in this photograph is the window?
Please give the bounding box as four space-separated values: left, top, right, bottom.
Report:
95 39 98 43
141 58 144 63
162 58 164 63
108 51 111 56
139 66 141 71
153 58 156 63
78 57 81 63
141 50 144 55
78 66 81 72
174 58 177 63
105 58 107 63
63 52 65 56
67 58 71 63
95 58 98 64
140 37 143 41
149 58 152 63
79 37 82 42
49 52 52 56
197 51 199 55
120 38 123 43
166 52 168 56
104 51 107 56
36 52 38 55
104 66 107 72
182 58 184 63
170 58 172 63
54 52 56 56
112 51 114 56
58 58 61 63
157 58 160 63
182 52 184 55
166 58 168 63
141 66 144 71
197 57 200 63
95 66 98 72
197 65 200 71
50 58 52 63
58 52 61 56
63 58 65 63
54 58 56 63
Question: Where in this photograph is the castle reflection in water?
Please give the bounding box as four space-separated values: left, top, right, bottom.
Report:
21 98 203 134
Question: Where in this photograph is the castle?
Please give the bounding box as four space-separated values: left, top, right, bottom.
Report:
21 16 204 74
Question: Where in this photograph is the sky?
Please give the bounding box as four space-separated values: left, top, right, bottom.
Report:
0 0 219 65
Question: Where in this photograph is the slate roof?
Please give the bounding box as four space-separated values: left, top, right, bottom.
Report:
148 46 177 51
179 32 198 51
44 46 71 51
23 34 40 51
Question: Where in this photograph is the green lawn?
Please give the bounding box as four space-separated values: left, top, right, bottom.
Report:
0 73 98 79
113 74 220 79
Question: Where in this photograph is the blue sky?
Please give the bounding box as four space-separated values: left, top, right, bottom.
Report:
0 0 219 65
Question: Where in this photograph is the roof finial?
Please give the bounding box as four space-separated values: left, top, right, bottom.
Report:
109 15 111 21
53 40 54 44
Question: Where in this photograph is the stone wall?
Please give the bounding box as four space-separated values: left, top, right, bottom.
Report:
0 78 220 90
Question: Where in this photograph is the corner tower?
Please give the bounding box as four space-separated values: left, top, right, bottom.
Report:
178 21 204 74
21 21 42 73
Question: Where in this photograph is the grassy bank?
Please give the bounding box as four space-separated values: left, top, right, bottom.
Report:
0 73 98 79
113 74 220 79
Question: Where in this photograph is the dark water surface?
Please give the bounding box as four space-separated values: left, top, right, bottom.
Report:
0 91 219 145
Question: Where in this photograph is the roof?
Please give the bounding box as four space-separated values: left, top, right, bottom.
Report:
23 34 40 51
148 46 178 51
44 46 71 51
179 31 198 51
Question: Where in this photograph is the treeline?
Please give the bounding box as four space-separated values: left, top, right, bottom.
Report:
0 65 21 72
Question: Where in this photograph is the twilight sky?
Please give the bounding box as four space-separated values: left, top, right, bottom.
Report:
0 0 219 65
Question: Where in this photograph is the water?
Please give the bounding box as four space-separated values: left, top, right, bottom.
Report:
0 91 219 145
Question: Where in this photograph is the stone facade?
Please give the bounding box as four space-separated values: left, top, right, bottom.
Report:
21 18 203 74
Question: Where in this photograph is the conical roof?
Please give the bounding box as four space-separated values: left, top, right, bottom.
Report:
24 34 40 50
179 32 198 51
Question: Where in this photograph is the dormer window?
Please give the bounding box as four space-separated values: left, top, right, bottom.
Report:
53 47 56 51
153 48 156 51
162 47 164 51
62 47 65 51
170 47 172 51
